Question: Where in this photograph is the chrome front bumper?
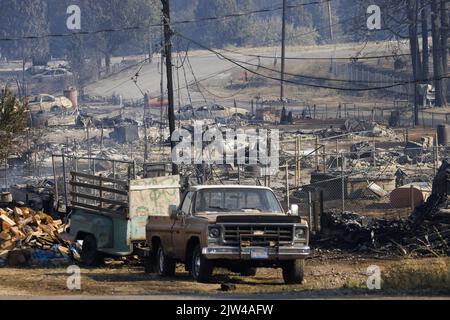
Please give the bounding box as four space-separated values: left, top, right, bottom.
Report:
202 245 310 260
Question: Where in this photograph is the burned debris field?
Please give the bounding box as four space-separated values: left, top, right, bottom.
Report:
0 0 450 300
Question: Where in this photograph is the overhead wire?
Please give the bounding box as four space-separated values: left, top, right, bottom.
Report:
175 31 450 92
185 52 208 104
0 0 332 42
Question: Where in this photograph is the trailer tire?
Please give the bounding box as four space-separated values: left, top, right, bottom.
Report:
282 259 305 284
155 244 176 277
80 235 104 267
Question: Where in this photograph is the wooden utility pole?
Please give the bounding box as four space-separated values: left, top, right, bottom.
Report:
280 0 286 102
161 0 178 175
159 20 165 149
143 93 149 164
327 0 334 42
327 0 334 72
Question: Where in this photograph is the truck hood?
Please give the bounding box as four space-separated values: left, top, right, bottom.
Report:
195 213 303 224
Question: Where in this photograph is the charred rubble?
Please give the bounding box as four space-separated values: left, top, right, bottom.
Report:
316 160 450 256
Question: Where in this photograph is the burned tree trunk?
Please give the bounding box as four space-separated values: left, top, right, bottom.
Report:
408 0 422 77
421 0 429 80
105 53 112 75
440 0 449 98
431 0 447 107
408 0 422 123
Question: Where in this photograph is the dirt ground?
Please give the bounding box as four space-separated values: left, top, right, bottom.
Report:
0 251 448 299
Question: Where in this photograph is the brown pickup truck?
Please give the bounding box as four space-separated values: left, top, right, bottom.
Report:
146 185 310 284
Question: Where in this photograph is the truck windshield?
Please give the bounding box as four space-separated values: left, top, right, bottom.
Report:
194 188 283 214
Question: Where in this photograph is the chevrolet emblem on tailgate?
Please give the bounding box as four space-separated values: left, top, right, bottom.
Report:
253 230 265 236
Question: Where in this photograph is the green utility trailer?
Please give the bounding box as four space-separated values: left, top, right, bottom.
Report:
53 155 180 266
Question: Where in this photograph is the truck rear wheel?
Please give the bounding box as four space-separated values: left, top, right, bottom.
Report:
80 235 104 267
191 245 213 283
155 245 176 277
282 259 305 284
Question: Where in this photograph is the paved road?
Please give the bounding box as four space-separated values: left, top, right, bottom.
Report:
85 42 404 103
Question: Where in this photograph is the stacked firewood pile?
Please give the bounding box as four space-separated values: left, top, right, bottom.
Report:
0 207 69 259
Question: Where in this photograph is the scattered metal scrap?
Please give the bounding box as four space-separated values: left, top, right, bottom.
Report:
316 160 450 256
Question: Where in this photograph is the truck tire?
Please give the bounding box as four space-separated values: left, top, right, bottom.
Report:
155 244 176 277
282 259 305 284
239 267 257 277
191 245 213 283
80 235 104 267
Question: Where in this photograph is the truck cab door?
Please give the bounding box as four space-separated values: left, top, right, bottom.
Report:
171 191 194 259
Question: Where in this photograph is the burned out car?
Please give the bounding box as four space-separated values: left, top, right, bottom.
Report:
146 185 310 284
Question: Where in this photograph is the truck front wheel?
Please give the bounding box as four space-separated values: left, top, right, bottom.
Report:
282 259 305 284
155 245 176 277
80 235 104 267
191 245 213 283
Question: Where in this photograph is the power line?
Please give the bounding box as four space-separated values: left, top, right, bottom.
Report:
185 53 207 104
105 54 245 97
180 53 194 106
214 54 410 85
175 34 405 85
175 31 450 92
185 51 251 100
210 45 414 61
175 0 332 25
199 14 420 63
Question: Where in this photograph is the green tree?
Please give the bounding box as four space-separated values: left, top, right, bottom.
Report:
0 0 49 62
193 0 253 47
0 0 50 95
0 86 28 162
248 16 318 47
85 0 160 73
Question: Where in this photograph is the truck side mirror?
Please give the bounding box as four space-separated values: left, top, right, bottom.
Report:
289 204 299 216
169 204 178 218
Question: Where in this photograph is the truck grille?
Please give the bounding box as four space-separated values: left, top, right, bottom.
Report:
222 224 293 247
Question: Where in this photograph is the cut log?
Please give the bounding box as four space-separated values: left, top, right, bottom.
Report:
18 216 33 226
1 221 11 232
33 214 41 225
21 207 31 218
14 207 23 217
10 227 26 239
0 240 15 251
39 224 55 237
0 250 9 259
0 214 16 227
53 220 62 226
0 231 11 241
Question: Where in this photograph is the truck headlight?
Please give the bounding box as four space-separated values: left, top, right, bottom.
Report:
294 227 306 240
209 227 221 239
